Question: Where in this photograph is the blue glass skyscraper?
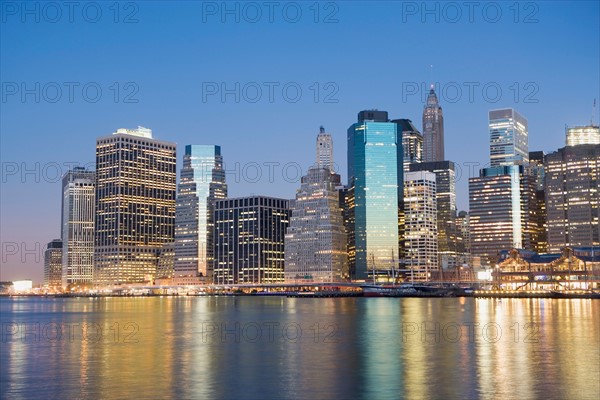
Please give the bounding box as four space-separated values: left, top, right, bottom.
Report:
174 145 227 282
347 110 403 280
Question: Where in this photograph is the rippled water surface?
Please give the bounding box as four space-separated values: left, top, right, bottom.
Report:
1 297 598 399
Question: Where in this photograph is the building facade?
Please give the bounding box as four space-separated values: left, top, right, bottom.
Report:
404 171 438 280
455 210 471 255
316 126 334 170
44 239 63 288
566 125 600 146
545 144 600 252
173 145 227 282
61 167 95 287
393 118 423 172
422 87 444 162
469 165 536 266
489 108 529 167
496 247 600 291
409 161 457 259
94 127 177 285
213 196 289 284
527 151 547 253
285 168 347 282
285 128 347 282
347 110 403 279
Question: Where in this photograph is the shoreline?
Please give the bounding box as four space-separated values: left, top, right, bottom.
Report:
2 291 599 299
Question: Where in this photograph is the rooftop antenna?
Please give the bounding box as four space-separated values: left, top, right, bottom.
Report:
429 64 434 90
320 125 325 134
592 98 597 126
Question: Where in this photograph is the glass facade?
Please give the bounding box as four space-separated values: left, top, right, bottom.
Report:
94 127 177 285
214 196 289 284
348 111 403 279
174 145 227 280
61 167 95 287
489 108 529 166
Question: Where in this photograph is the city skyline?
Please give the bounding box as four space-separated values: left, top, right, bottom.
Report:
2 2 599 283
3 105 600 283
2 3 599 400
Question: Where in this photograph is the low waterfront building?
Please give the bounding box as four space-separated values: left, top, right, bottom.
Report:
495 247 600 290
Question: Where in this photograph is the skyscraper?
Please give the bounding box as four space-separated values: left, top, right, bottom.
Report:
566 125 600 146
173 145 227 282
404 171 438 281
61 167 95 287
409 161 457 258
347 110 403 279
393 118 423 172
489 108 529 166
94 127 176 286
469 165 535 265
422 87 444 162
545 144 600 252
44 239 63 289
213 196 290 284
456 211 471 255
528 151 547 253
316 126 334 171
285 129 347 283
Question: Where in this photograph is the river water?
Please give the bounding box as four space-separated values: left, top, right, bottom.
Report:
0 296 598 399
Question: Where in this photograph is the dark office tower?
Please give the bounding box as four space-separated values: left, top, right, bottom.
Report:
358 110 389 122
409 161 457 261
339 186 356 277
94 127 177 286
61 167 95 287
455 211 470 255
527 151 545 190
545 144 600 252
213 196 290 284
393 119 423 172
347 110 403 280
422 87 444 162
44 239 63 289
527 151 547 252
173 145 227 282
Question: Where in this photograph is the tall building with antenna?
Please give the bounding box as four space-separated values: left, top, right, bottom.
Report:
422 86 445 162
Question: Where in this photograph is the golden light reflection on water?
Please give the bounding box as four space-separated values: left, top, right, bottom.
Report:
0 297 598 399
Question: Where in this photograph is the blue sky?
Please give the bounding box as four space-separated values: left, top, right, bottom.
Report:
1 1 599 282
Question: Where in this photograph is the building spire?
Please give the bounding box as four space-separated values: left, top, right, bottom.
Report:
316 126 334 171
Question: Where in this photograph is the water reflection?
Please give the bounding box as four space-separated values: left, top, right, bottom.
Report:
0 297 597 399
